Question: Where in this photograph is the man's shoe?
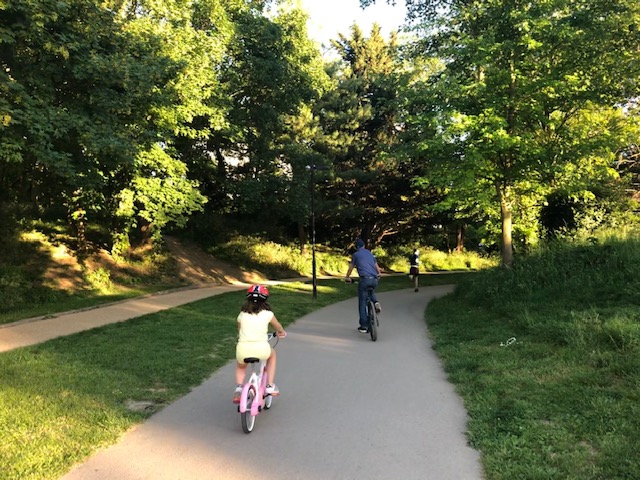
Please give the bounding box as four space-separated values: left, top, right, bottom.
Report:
358 326 368 333
374 302 382 313
414 288 419 292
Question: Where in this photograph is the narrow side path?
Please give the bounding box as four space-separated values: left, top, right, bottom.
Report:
62 285 483 480
0 278 312 353
0 285 244 352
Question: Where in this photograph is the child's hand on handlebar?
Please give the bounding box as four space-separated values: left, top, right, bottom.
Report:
277 331 287 338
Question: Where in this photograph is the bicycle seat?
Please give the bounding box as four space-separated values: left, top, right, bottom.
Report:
243 357 260 364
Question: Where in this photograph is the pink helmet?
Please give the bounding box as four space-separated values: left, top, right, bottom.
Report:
246 284 269 301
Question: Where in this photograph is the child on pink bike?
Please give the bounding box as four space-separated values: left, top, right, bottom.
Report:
233 285 286 404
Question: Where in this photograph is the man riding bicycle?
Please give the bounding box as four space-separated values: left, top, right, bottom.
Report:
345 238 382 333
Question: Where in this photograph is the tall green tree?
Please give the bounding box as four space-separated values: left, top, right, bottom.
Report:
182 1 327 235
0 0 221 251
316 24 421 246
367 0 640 266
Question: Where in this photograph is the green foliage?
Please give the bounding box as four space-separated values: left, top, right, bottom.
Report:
426 231 640 479
110 231 131 259
207 234 493 278
2 0 639 270
0 0 230 249
212 2 327 217
207 235 348 278
132 145 207 230
173 1 329 249
375 245 499 272
83 267 113 294
315 24 426 245
398 0 640 266
0 227 183 324
458 229 640 317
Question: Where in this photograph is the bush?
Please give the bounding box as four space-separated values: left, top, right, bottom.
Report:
376 245 498 273
457 231 640 311
207 236 303 277
207 236 498 280
84 267 114 294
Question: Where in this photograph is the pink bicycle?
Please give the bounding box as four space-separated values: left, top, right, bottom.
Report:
237 332 283 433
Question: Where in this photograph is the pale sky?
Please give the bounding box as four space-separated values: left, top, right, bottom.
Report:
298 0 407 50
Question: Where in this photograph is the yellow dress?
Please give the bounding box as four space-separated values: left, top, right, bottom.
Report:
235 309 274 364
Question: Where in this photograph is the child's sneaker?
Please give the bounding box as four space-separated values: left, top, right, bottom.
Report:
232 385 242 404
265 384 280 396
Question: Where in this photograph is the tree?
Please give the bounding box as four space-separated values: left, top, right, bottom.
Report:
181 1 327 238
0 0 221 251
366 0 640 266
315 24 423 246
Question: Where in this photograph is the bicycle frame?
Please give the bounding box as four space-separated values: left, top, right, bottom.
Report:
347 278 379 341
238 360 268 416
238 333 279 433
365 287 378 341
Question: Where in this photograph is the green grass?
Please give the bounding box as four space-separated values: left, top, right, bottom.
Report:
377 244 499 272
0 274 466 480
206 234 496 278
7 225 640 479
0 229 185 325
0 227 485 326
425 234 640 479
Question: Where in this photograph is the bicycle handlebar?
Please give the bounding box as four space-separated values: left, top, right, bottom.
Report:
267 332 286 348
344 277 380 283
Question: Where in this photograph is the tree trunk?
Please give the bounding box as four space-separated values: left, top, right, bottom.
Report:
456 223 464 253
298 222 308 254
499 193 513 268
359 224 373 247
139 219 154 247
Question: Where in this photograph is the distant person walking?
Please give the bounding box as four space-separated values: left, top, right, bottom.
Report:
409 249 420 292
345 238 382 333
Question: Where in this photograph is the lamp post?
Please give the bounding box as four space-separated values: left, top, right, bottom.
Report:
306 164 328 299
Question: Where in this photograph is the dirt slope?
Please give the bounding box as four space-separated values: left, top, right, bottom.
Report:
163 236 267 286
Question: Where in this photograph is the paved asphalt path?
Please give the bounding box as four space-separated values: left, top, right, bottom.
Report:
0 286 245 352
62 285 483 480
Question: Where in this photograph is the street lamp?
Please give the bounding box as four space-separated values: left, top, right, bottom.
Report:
306 164 329 299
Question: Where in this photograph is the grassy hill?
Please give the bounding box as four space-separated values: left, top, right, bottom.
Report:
426 233 640 479
0 227 495 325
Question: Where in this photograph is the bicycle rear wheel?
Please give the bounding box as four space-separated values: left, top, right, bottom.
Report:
241 388 256 433
368 301 377 342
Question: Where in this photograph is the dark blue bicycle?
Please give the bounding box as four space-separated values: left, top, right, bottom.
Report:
346 279 379 341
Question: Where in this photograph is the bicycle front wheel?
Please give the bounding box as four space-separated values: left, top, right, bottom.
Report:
368 301 377 342
241 388 256 433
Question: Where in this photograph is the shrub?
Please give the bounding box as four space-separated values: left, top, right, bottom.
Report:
84 267 114 294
